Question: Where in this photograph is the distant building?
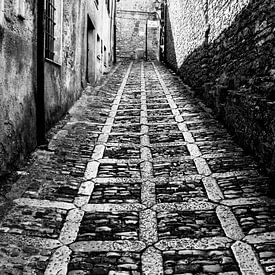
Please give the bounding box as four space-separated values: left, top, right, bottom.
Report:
0 0 116 175
116 0 161 61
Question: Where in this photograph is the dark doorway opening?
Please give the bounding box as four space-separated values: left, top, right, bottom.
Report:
86 16 96 84
36 0 46 145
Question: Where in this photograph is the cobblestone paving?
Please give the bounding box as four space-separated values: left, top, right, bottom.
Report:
0 61 274 274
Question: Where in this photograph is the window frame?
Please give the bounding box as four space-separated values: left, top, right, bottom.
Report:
45 0 56 61
44 0 63 65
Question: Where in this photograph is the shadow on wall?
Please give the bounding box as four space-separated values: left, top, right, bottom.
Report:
0 19 37 176
165 0 275 175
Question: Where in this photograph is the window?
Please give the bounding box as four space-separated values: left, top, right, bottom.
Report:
44 0 63 64
45 0 56 60
0 0 4 24
16 0 26 19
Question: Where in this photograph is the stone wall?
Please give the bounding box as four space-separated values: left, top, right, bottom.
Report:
0 0 37 174
0 0 116 176
117 0 156 13
165 0 275 174
116 0 160 60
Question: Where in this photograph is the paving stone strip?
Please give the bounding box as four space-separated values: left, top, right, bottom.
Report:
0 61 274 275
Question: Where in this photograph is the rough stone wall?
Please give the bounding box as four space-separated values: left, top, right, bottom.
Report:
117 0 156 12
116 0 160 60
0 0 37 174
116 11 147 59
165 0 275 173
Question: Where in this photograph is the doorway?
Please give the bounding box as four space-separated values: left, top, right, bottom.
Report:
86 16 95 84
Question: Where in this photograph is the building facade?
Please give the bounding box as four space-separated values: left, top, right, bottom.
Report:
0 0 116 176
163 0 275 174
116 0 161 61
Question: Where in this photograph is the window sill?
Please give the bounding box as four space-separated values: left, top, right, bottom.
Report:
45 58 62 67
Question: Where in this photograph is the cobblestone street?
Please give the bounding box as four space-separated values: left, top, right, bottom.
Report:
0 61 274 275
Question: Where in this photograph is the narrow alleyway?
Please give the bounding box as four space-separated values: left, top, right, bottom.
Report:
0 61 274 275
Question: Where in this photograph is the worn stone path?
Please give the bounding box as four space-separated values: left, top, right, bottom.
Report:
0 61 274 275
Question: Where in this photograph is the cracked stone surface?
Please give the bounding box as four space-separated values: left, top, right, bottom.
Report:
0 61 274 274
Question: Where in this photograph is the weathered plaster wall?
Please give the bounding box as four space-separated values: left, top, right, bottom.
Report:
0 0 37 174
165 0 275 173
44 0 85 130
86 0 115 79
0 0 116 175
116 0 160 60
44 0 115 130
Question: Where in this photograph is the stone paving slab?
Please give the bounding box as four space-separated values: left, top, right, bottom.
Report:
157 209 225 239
253 242 275 274
89 180 141 204
0 60 274 275
0 205 68 239
22 174 83 203
155 177 207 203
68 251 142 275
77 211 139 241
162 248 240 275
0 235 53 274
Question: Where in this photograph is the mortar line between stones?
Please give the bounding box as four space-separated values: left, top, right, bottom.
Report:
74 62 133 207
232 241 266 275
142 246 164 275
48 62 123 152
139 61 158 251
139 74 164 271
44 62 134 275
83 61 134 182
151 63 267 275
151 62 226 204
140 61 156 200
44 246 72 275
77 62 134 206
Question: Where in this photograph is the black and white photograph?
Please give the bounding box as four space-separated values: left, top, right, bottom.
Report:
0 0 274 274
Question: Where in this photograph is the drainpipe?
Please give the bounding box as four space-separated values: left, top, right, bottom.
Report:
36 0 46 145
